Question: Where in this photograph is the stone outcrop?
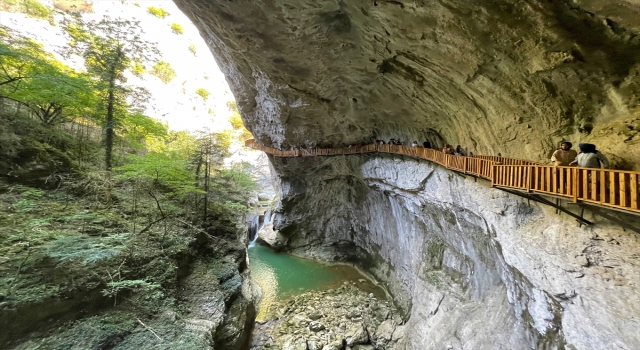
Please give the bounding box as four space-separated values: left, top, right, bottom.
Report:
257 222 289 251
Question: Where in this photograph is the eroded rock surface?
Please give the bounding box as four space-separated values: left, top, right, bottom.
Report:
175 0 640 168
268 155 640 349
171 0 640 348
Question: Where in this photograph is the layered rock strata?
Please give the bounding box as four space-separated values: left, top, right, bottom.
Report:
268 155 640 349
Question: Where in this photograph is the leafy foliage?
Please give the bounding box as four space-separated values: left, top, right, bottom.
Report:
147 6 169 18
62 16 160 170
209 162 257 212
170 23 183 35
150 61 176 84
117 152 199 197
0 27 99 124
118 111 168 149
195 88 210 101
1 0 52 19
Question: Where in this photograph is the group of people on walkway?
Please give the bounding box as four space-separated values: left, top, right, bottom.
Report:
373 138 609 169
551 142 609 169
441 144 466 156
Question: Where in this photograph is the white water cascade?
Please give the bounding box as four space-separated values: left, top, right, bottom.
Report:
249 210 272 247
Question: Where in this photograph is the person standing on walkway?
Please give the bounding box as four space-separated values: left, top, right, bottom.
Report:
455 145 465 156
551 142 578 166
570 143 609 168
411 141 418 147
423 140 432 149
443 144 455 155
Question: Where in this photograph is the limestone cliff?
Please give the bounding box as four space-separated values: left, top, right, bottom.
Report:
172 0 640 348
271 155 640 349
175 0 640 168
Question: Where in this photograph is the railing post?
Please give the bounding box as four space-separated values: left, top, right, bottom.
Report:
526 166 532 192
573 167 579 203
464 157 468 174
491 165 496 186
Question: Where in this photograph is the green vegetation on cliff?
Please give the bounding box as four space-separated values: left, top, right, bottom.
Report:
0 18 256 349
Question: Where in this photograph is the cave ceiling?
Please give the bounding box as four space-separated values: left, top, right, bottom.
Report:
174 0 640 167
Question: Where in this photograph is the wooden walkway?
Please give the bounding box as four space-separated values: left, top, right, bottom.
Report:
245 139 640 217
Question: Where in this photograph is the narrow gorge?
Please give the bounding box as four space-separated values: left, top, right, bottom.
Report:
172 0 640 349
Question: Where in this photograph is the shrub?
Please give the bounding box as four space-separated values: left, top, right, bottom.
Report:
147 6 169 18
188 43 197 56
170 23 183 35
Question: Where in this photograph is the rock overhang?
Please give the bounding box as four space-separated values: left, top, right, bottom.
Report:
175 0 640 168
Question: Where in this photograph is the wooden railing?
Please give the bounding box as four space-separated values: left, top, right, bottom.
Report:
245 139 640 215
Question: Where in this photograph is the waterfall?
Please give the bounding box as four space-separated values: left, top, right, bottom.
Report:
249 209 272 247
248 215 260 247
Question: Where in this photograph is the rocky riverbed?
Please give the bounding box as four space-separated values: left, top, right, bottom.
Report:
250 284 404 350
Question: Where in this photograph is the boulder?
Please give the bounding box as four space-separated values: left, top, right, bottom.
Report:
374 320 396 348
257 222 288 250
345 326 369 346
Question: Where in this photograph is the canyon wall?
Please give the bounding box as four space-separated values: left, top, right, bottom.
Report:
270 154 640 349
171 0 640 348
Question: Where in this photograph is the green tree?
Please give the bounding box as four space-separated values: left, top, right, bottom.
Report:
0 27 98 124
209 162 257 213
195 88 209 101
62 16 159 171
170 23 183 35
119 112 168 149
147 6 169 18
150 61 176 84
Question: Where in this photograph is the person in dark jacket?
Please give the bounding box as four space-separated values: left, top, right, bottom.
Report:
423 140 432 149
570 143 609 168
